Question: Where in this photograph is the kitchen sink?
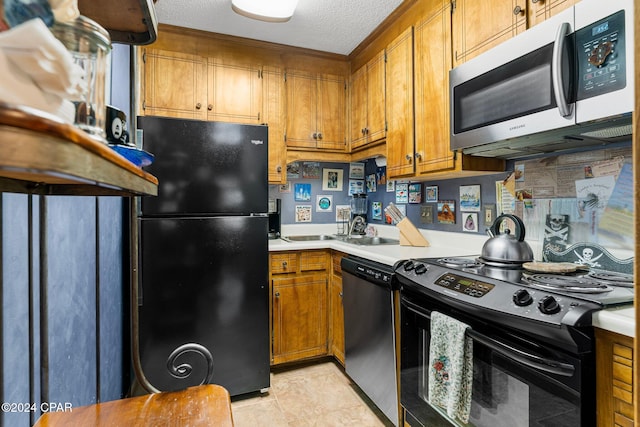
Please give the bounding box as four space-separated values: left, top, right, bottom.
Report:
281 234 336 242
336 236 400 246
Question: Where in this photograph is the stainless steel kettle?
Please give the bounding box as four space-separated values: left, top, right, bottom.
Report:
480 214 533 265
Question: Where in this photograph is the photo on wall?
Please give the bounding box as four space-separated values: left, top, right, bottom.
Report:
437 200 456 224
366 174 377 192
462 212 478 232
316 195 333 212
294 183 311 201
408 183 422 203
371 201 382 220
295 205 312 222
322 168 344 191
349 162 365 179
425 185 438 202
302 162 321 179
460 184 481 211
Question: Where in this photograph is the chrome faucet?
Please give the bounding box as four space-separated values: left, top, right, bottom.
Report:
348 216 366 238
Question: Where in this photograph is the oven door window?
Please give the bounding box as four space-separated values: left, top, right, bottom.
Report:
401 300 583 427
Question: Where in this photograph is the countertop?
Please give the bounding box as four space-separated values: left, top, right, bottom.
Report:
270 224 635 337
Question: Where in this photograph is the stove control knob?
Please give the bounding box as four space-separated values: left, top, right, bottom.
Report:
513 289 533 306
414 264 428 275
538 295 561 315
403 261 415 271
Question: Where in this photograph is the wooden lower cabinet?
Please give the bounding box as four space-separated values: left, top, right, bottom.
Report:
595 328 634 427
270 250 330 365
330 252 346 365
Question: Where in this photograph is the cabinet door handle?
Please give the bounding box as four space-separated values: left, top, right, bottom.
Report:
275 292 280 298
317 133 323 140
312 132 318 139
207 104 213 111
513 5 524 15
276 165 282 173
361 128 366 135
282 261 287 269
415 152 423 160
405 154 413 163
339 292 343 298
532 0 541 3
196 103 202 110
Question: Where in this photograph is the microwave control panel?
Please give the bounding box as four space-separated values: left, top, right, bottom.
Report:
575 10 626 100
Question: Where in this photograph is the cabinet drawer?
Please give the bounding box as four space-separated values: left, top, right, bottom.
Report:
270 253 298 274
300 251 329 272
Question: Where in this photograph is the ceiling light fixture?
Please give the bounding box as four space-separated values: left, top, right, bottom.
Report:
231 0 299 23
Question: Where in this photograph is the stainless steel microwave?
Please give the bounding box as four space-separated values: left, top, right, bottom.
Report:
450 0 633 159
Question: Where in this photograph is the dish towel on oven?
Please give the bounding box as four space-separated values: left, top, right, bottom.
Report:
428 311 473 424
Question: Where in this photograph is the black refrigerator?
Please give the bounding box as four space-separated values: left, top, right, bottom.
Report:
136 116 269 396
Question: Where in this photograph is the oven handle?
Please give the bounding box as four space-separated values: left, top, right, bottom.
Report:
402 298 576 377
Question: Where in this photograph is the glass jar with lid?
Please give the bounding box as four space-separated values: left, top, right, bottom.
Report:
50 15 111 140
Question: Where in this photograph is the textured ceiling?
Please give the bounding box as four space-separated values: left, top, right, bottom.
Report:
154 0 405 55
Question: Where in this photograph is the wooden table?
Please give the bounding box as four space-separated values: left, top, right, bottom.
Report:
34 385 234 426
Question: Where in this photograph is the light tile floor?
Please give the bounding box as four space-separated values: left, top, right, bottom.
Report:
231 359 395 427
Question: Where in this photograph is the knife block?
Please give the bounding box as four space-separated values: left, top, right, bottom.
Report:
397 217 430 247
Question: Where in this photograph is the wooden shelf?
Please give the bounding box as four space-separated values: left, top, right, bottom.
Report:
0 103 158 196
78 0 158 45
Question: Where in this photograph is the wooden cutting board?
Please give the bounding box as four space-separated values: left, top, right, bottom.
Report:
522 261 589 274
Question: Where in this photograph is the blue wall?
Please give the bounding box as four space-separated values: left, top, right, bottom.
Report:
269 159 509 235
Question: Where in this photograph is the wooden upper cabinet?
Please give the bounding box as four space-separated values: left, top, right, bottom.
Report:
285 70 347 151
207 59 262 124
385 27 415 179
528 0 577 28
414 0 455 174
262 66 286 184
349 50 386 151
141 48 207 119
452 0 528 66
140 48 264 124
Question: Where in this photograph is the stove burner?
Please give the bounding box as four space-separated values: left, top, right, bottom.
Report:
525 273 613 294
588 271 634 287
438 257 482 269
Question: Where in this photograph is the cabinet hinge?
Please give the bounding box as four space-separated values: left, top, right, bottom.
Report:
451 0 456 12
142 50 146 63
284 133 287 143
284 72 287 82
453 150 458 161
142 100 146 111
384 52 387 63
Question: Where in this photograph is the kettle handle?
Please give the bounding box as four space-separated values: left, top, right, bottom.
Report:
490 214 526 241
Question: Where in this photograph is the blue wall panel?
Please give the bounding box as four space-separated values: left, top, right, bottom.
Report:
45 196 97 407
2 194 31 427
98 197 124 402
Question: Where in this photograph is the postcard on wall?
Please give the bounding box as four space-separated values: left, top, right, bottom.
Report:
336 205 351 222
322 168 344 191
459 184 481 211
295 205 312 222
395 183 408 204
316 195 333 212
437 200 456 224
287 162 300 179
302 162 321 179
371 201 382 220
349 162 365 179
386 180 395 192
598 163 633 249
376 167 386 185
408 183 422 203
366 174 377 192
349 180 365 195
575 175 615 221
294 183 311 201
425 185 438 202
462 212 478 232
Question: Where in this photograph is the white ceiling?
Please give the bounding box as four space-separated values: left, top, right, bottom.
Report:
153 0 406 55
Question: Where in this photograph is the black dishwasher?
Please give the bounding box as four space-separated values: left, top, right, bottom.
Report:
341 256 399 427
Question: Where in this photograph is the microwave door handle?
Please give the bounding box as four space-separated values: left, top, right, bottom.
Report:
552 22 573 118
